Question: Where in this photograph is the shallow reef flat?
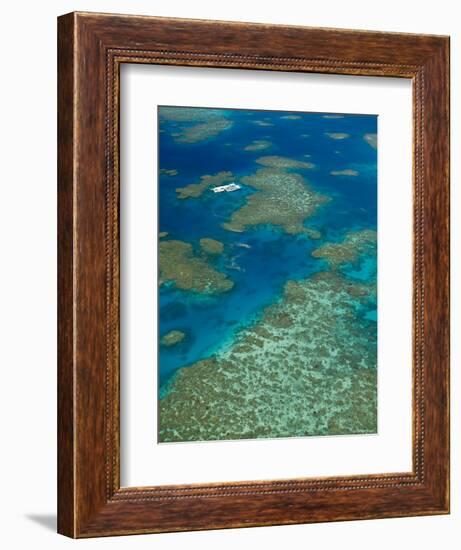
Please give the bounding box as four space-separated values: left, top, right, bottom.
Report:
159 168 179 176
222 167 329 235
161 330 186 347
176 119 232 144
255 155 315 170
199 238 224 255
325 132 350 140
252 120 274 127
330 169 359 177
244 139 272 152
159 107 233 144
280 114 302 120
176 171 234 199
159 272 377 443
312 229 377 268
364 133 378 149
159 239 234 294
159 107 223 122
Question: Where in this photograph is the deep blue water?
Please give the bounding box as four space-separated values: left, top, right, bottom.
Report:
158 107 377 389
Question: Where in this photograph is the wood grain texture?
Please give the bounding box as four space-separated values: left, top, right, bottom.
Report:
57 12 75 538
57 11 450 538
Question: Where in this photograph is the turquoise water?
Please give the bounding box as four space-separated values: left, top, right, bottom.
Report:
158 107 377 391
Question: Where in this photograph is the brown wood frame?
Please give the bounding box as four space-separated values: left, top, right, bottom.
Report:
58 11 450 538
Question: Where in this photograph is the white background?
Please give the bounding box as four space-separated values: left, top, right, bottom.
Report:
0 0 458 548
121 65 412 486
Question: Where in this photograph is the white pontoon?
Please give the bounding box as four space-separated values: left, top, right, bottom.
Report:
211 183 241 193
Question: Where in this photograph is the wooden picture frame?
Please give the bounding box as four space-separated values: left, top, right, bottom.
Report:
57 12 450 538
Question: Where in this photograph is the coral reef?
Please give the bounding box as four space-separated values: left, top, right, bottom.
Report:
177 119 232 144
330 169 359 177
161 330 186 347
199 238 224 255
157 106 378 445
255 155 315 170
159 272 377 443
222 167 328 235
364 133 378 149
160 168 179 176
252 120 274 127
312 229 377 268
325 132 350 140
159 239 234 294
305 228 322 240
159 107 233 144
244 140 272 152
176 171 234 199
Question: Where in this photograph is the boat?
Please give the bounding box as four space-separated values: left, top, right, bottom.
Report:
211 183 241 193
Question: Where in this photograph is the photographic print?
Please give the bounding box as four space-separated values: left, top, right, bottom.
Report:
157 106 378 444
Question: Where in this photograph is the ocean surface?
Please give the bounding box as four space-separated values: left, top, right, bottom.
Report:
157 106 377 442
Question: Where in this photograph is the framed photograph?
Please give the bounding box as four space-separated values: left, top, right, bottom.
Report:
58 12 450 538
